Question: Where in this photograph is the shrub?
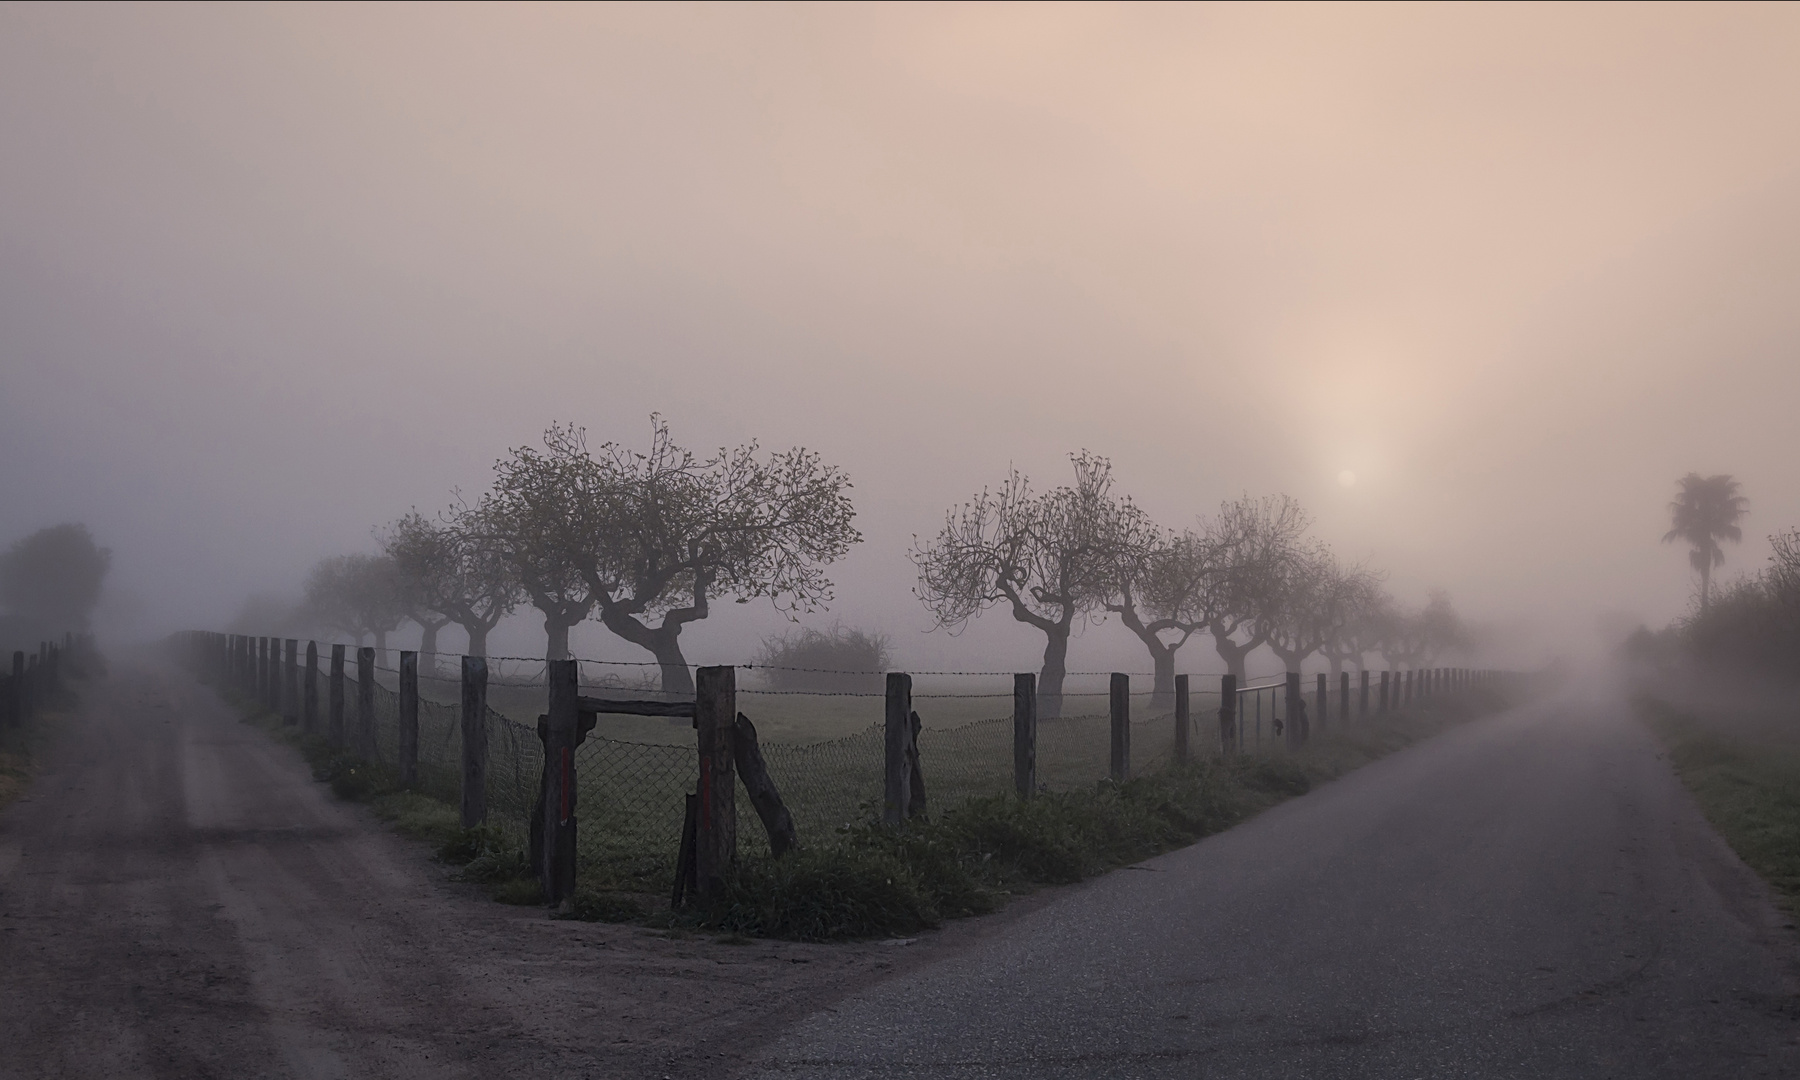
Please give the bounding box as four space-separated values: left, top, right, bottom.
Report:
753 624 892 693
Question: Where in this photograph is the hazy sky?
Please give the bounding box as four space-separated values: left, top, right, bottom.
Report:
3 3 1798 671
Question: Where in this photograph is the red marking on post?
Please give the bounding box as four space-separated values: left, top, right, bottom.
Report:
559 747 572 824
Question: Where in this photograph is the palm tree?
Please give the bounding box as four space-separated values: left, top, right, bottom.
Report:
1663 473 1747 615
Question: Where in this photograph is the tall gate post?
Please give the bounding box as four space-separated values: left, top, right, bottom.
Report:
693 665 737 900
398 650 419 787
461 656 489 829
303 641 319 732
356 647 375 758
328 645 346 747
1174 673 1190 764
540 658 581 907
1013 673 1036 797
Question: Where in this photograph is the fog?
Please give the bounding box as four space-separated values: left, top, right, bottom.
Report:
4 4 1799 673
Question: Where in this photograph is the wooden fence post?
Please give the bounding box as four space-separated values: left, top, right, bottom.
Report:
284 639 300 724
356 646 375 758
1174 673 1190 764
541 658 580 907
1013 673 1036 797
398 650 419 788
1219 674 1237 755
1316 673 1329 730
1359 669 1370 720
461 656 488 829
693 665 737 900
1285 671 1303 750
303 642 319 732
329 645 346 747
1109 673 1130 782
884 672 914 825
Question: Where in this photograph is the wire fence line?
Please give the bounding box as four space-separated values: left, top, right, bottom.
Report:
179 631 1496 899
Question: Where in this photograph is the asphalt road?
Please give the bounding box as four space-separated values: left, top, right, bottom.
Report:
746 688 1800 1079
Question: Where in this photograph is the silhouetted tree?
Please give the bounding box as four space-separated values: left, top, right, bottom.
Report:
0 523 110 637
913 452 1154 718
382 510 520 660
303 553 408 666
1664 473 1747 615
1203 495 1310 683
1107 527 1220 709
477 430 598 662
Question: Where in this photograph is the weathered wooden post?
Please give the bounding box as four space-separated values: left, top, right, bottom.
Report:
1285 671 1303 751
303 641 319 733
1013 673 1037 797
1316 673 1329 730
541 658 581 907
398 650 419 787
283 639 300 724
328 645 346 747
1219 674 1238 755
1359 669 1370 720
1339 671 1351 725
1174 673 1190 764
693 665 737 900
884 672 914 824
461 656 489 829
356 646 375 758
1109 673 1130 782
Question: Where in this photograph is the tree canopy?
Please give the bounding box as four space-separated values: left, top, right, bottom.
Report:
0 523 111 639
1664 472 1747 615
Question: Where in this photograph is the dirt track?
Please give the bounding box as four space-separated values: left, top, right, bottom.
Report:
0 660 921 1078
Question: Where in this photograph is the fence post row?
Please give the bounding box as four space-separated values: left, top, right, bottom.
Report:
1173 673 1190 765
541 658 581 907
398 650 419 788
692 664 737 902
355 647 375 759
461 655 489 829
1218 673 1237 755
1109 672 1131 782
1013 673 1037 797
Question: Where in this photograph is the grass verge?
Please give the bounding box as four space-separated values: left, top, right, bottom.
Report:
1636 696 1800 916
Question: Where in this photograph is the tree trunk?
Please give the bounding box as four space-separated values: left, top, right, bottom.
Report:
545 618 571 661
1212 632 1250 684
374 629 389 670
1038 627 1070 720
463 623 489 658
419 622 440 675
1150 645 1176 711
1329 656 1343 681
647 631 695 696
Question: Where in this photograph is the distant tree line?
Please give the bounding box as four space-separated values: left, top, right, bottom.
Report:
911 453 1468 717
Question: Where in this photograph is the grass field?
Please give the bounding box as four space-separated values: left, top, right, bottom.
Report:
1637 695 1800 915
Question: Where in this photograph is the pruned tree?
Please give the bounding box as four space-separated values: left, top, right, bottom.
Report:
1266 551 1383 677
1107 527 1220 709
477 428 598 661
1663 473 1748 615
1203 495 1310 683
382 509 520 660
1320 581 1388 678
0 523 111 641
1416 588 1470 665
572 419 860 695
913 452 1154 718
302 553 408 665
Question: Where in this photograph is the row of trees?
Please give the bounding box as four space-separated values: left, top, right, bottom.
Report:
912 453 1467 716
302 419 860 693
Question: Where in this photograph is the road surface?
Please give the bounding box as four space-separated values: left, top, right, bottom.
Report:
745 687 1800 1078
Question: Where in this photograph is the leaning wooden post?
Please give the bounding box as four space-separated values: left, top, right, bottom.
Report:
884 672 914 825
356 646 376 758
1218 674 1238 755
1316 673 1329 730
328 645 346 747
540 658 581 906
1013 673 1037 797
303 641 319 733
398 650 419 788
283 639 300 724
693 665 737 900
460 656 489 829
1109 673 1131 782
1285 671 1303 751
1173 673 1190 765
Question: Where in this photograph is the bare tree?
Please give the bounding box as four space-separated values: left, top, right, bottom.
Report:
302 553 408 666
913 452 1153 718
382 510 520 660
1266 550 1382 677
477 429 598 661
1203 495 1310 684
572 419 860 694
1320 579 1388 678
1107 527 1220 709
